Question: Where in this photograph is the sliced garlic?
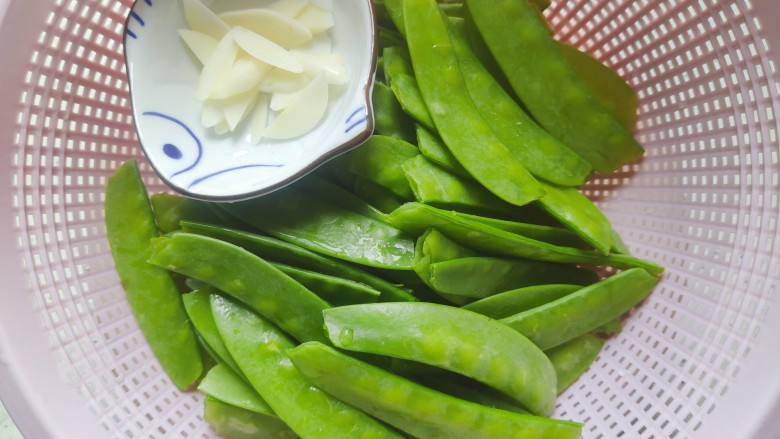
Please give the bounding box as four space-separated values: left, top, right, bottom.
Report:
219 9 313 48
178 29 218 65
210 57 271 100
250 94 270 145
291 51 348 85
310 0 333 12
201 101 225 128
221 90 261 132
295 3 334 35
182 0 230 40
232 27 303 73
268 0 309 18
265 72 328 139
259 68 313 94
269 90 301 112
196 30 238 100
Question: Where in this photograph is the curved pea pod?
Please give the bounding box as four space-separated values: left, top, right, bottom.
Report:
546 333 605 394
372 81 417 142
323 302 557 415
427 257 598 299
151 193 230 233
502 268 660 350
288 342 582 439
378 27 404 51
467 0 644 174
346 135 418 199
221 188 416 270
463 284 582 319
413 228 476 304
595 318 623 334
383 46 413 80
351 176 404 213
180 221 416 302
105 160 202 390
404 0 545 207
390 74 436 132
182 288 243 375
455 211 590 249
536 181 615 255
270 262 381 306
558 42 638 131
402 155 520 217
385 202 664 274
211 295 403 439
149 232 331 343
293 174 385 221
423 374 529 415
415 125 470 178
445 16 592 187
203 397 298 439
199 364 274 416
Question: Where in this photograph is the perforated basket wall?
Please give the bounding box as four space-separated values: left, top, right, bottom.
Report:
0 0 779 438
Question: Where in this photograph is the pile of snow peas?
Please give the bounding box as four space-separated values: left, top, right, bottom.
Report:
106 0 663 437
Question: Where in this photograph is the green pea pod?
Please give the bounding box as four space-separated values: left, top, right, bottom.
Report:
415 125 469 177
346 135 418 199
288 342 582 438
454 212 590 249
351 176 404 213
221 188 416 270
198 364 275 416
558 42 638 130
502 268 660 350
427 257 598 298
390 74 436 132
595 318 623 334
385 202 664 274
536 181 615 255
402 155 520 217
293 174 385 221
270 262 381 306
383 46 414 81
149 232 331 343
413 228 476 304
182 288 243 375
323 302 557 415
546 333 605 394
440 2 464 17
203 397 298 439
423 374 529 415
211 295 403 439
378 27 405 51
467 0 644 174
445 15 592 187
404 0 545 206
372 81 417 143
105 160 202 390
150 193 224 233
462 284 582 319
179 221 416 302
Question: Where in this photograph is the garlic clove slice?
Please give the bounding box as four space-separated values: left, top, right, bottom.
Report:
182 0 230 40
178 29 218 65
196 30 239 100
232 27 303 73
265 72 328 139
210 57 271 100
219 8 313 48
295 3 334 35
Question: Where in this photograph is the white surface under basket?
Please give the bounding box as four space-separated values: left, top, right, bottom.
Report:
0 0 779 438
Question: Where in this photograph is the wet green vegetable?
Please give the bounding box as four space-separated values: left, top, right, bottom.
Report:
463 284 582 319
546 333 605 394
288 341 583 439
203 397 298 439
105 160 202 390
198 364 274 416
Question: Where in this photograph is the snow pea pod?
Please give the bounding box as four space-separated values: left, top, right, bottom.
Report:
413 228 476 304
536 181 615 255
203 397 298 439
455 212 590 249
270 262 381 306
346 135 418 199
150 193 229 233
546 333 605 394
383 47 435 131
383 46 413 82
105 160 202 390
179 221 416 302
199 364 274 416
428 257 598 298
323 302 557 415
221 188 416 270
149 232 331 343
463 284 582 319
467 0 644 174
288 342 582 438
293 174 385 221
402 155 520 216
404 0 545 206
445 16 592 187
385 202 664 274
502 268 660 350
211 295 403 439
558 42 638 130
372 81 416 143
351 176 404 213
415 125 469 177
182 288 243 375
